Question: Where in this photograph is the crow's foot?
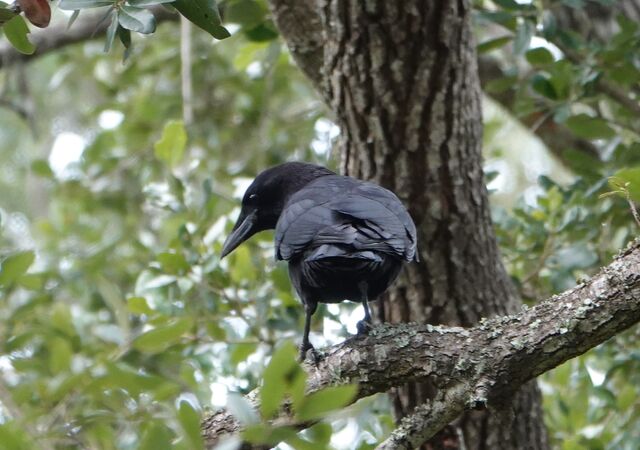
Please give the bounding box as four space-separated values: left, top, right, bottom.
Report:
299 343 320 364
356 318 372 335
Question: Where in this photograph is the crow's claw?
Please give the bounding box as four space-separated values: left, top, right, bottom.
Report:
299 343 320 364
357 319 372 335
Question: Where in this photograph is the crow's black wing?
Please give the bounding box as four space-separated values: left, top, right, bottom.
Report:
275 176 417 261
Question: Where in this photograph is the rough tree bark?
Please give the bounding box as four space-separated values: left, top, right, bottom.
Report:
272 1 548 448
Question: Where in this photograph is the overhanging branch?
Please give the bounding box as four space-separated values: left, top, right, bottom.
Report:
0 6 178 69
0 3 612 166
202 239 640 448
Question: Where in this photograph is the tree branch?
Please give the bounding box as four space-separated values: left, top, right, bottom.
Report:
0 6 178 69
202 239 640 448
0 3 610 165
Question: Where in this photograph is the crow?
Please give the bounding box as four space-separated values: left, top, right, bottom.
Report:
221 162 417 360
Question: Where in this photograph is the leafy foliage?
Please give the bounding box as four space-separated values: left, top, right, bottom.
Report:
0 0 638 449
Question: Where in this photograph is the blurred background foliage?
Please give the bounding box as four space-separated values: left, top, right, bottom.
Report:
0 0 638 449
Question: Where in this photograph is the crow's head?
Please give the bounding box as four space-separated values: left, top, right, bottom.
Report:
221 162 334 258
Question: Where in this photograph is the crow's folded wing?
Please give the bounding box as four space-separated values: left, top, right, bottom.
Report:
275 177 417 261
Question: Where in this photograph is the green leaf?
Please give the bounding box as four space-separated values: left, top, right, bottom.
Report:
118 5 155 34
526 47 555 65
127 296 153 314
485 75 518 94
133 317 192 353
229 245 256 284
30 159 54 178
244 21 278 42
230 342 257 364
225 0 265 28
477 10 517 31
154 120 187 167
285 435 321 450
139 423 174 450
157 251 190 274
608 62 640 86
51 302 77 337
611 167 640 202
104 10 118 52
172 0 230 39
261 342 300 419
3 15 35 55
177 401 204 450
548 59 574 100
513 20 533 55
59 0 113 9
304 423 333 447
0 423 34 450
295 384 358 421
565 114 616 140
17 273 44 290
118 25 132 60
531 74 557 99
0 250 35 286
49 337 73 374
0 6 17 26
242 424 297 446
477 36 512 54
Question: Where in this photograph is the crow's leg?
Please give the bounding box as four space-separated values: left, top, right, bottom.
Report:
299 302 318 362
357 282 372 335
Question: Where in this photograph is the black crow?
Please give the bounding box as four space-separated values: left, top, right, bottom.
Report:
221 162 417 360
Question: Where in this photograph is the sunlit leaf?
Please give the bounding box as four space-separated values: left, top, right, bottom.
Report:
611 167 640 202
526 47 555 65
295 384 358 421
139 423 174 450
242 424 297 446
49 336 73 374
154 120 187 167
127 296 153 314
177 401 204 450
0 250 35 286
3 15 35 54
261 341 299 419
30 159 54 178
133 317 192 353
0 423 34 450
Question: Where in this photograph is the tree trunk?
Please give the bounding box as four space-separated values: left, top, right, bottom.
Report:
305 1 549 448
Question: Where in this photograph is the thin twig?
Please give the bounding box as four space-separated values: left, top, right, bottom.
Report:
180 16 193 126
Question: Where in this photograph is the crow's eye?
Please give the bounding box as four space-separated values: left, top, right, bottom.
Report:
248 194 257 201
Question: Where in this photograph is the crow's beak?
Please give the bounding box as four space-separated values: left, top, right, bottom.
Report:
221 210 257 258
